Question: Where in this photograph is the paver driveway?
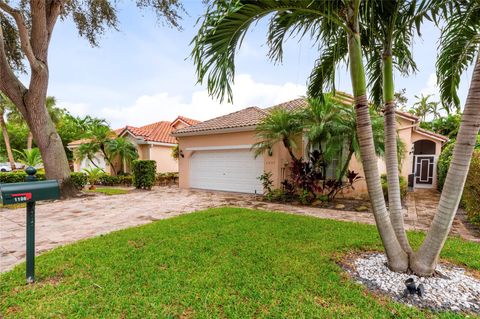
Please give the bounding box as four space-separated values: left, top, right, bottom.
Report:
1 186 478 272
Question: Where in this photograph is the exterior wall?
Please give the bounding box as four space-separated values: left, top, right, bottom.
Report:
150 145 178 173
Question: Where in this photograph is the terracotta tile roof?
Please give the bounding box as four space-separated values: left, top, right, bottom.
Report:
174 116 201 126
172 107 268 135
172 94 445 141
68 115 198 146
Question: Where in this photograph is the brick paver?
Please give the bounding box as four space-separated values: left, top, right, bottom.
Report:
1 186 477 272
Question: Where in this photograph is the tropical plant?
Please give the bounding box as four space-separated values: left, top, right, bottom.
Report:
191 0 441 273
407 0 480 275
74 142 102 170
14 148 43 167
171 144 180 160
107 137 139 174
0 93 16 170
252 107 303 162
83 167 104 190
85 124 117 172
410 94 439 121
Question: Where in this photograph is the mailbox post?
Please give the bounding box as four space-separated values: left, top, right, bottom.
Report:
25 167 36 283
0 167 60 284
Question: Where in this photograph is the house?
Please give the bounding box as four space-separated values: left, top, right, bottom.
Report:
172 92 448 194
68 116 199 174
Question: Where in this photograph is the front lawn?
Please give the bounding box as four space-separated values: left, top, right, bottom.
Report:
1 208 479 318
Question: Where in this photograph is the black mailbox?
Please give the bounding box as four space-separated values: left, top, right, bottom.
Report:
0 180 60 205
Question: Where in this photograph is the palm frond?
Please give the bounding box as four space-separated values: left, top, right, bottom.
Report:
436 1 480 109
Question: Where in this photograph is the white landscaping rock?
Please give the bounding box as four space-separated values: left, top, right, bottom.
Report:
348 253 480 314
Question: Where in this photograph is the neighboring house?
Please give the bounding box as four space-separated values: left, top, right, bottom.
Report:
68 116 199 174
172 92 448 195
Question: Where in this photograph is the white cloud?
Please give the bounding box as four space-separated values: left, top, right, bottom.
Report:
419 73 439 99
61 74 306 128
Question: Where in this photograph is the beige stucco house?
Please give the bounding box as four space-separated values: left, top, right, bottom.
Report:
69 116 199 174
172 92 448 195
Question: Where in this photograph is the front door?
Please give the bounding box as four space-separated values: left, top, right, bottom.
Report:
414 155 434 186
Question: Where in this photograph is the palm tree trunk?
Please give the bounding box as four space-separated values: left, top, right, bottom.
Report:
27 131 33 150
383 54 412 254
0 110 16 170
410 54 480 276
346 2 408 271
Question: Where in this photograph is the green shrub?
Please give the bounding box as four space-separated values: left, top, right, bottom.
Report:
70 172 87 190
381 174 407 201
132 160 157 190
438 136 480 192
463 150 480 226
437 142 455 192
156 172 179 185
98 173 119 186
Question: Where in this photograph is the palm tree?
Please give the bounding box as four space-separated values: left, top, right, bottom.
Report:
14 148 43 167
107 137 139 174
192 0 409 271
412 94 437 121
410 1 480 276
0 93 16 170
74 142 102 170
252 107 303 162
87 124 117 172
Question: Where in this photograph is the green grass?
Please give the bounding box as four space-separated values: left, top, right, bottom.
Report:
86 187 129 195
1 208 479 318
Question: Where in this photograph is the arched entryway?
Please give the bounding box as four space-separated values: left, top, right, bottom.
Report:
412 139 436 187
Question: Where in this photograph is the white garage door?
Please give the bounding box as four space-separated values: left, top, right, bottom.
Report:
189 149 264 193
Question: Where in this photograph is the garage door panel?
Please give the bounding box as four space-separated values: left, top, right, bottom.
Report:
189 149 264 193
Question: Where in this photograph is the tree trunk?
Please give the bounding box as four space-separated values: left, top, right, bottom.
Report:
23 69 77 197
410 55 480 276
346 2 408 272
0 110 15 170
382 54 412 254
27 131 33 150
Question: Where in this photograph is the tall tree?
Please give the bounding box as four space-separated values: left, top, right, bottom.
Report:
0 93 15 169
0 1 183 196
192 0 409 271
410 0 480 276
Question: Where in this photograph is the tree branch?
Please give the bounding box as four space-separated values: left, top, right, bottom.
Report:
0 19 28 114
0 1 42 70
46 0 64 41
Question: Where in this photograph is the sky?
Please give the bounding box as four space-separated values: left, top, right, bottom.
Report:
23 1 473 128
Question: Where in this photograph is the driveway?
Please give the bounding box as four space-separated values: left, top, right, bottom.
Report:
1 186 478 272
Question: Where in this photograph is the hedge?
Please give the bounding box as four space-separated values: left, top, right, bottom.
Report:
132 160 157 190
70 172 88 190
437 142 455 192
381 174 408 201
98 173 133 187
0 171 88 190
463 150 480 226
156 172 179 185
438 136 480 192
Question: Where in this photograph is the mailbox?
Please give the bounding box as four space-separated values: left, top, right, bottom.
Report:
0 180 60 205
0 167 60 283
